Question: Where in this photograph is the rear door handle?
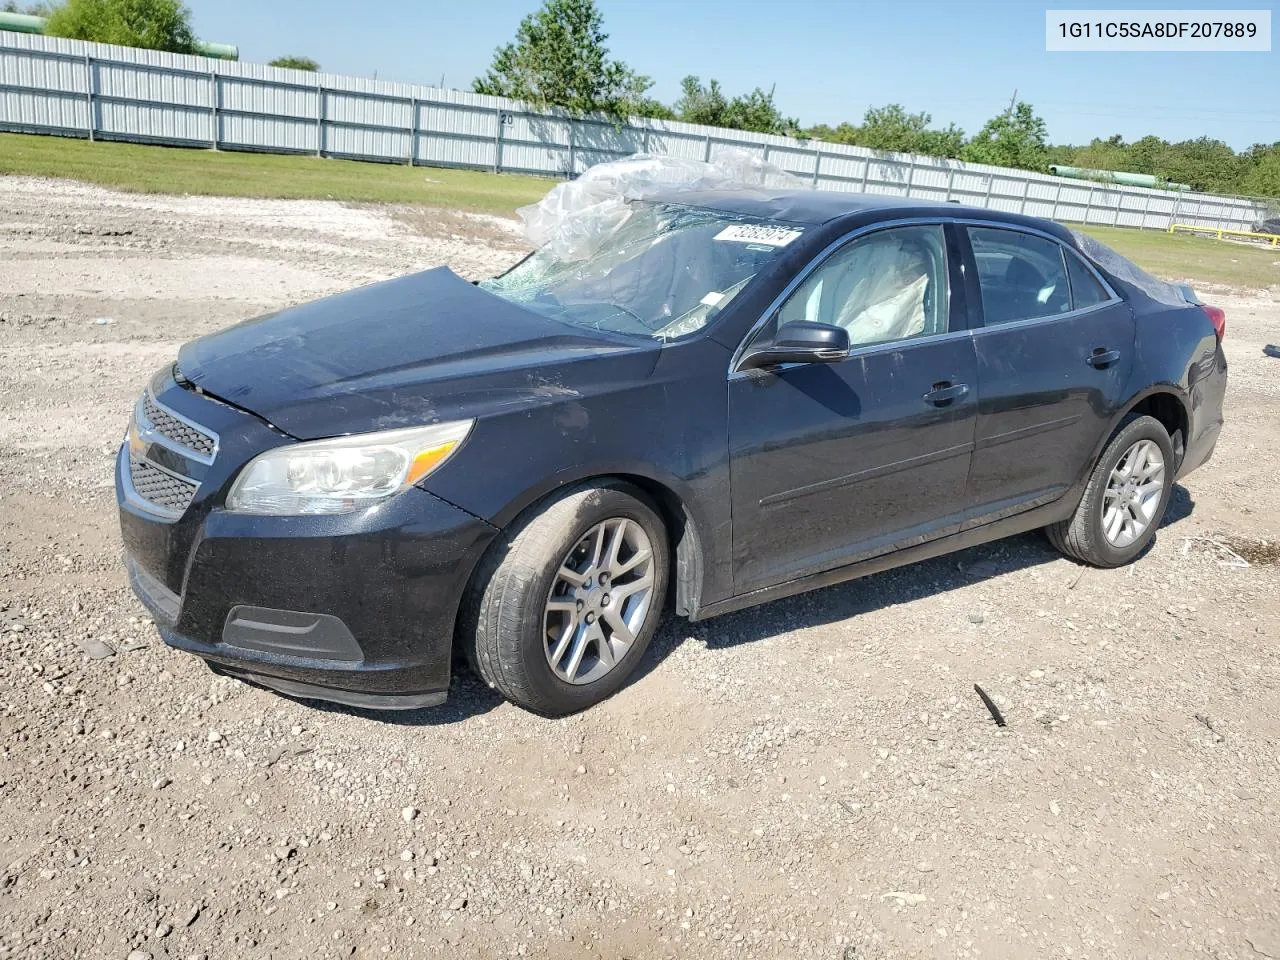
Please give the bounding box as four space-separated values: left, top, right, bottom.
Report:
1087 348 1121 368
923 381 969 406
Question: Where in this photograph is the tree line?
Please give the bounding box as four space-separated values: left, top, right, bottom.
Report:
10 0 1277 198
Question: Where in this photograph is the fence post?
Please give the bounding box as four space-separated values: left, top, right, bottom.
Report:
904 156 916 198
407 98 417 165
1170 189 1183 230
860 157 871 192
1083 183 1096 224
84 53 94 142
209 69 218 150
944 168 955 202
1138 193 1153 230
567 117 575 176
1112 191 1122 227
811 147 821 186
703 134 712 162
983 174 995 208
762 143 770 166
493 105 503 173
1019 178 1031 216
1050 183 1063 221
315 76 323 158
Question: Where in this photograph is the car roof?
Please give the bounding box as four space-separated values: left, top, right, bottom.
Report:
650 186 1067 235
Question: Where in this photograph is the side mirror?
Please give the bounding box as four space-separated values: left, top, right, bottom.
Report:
739 321 850 370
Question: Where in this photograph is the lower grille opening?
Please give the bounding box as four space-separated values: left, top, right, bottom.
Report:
128 454 198 514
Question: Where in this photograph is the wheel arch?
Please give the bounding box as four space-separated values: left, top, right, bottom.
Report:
1070 386 1190 497
476 467 712 621
1113 386 1190 467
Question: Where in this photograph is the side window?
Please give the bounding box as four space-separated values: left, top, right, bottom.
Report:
1064 249 1111 310
967 227 1071 325
774 224 948 348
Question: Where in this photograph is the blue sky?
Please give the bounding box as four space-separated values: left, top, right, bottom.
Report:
186 0 1277 149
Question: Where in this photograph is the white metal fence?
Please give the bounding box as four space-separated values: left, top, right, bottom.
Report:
1 31 1271 232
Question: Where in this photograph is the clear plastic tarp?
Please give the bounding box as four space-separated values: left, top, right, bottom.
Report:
1070 229 1189 306
517 148 805 262
482 202 803 341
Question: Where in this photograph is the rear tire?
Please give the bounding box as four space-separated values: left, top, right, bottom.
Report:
461 481 669 716
1047 414 1175 567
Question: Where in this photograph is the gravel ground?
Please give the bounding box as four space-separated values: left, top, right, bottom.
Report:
1 175 1279 960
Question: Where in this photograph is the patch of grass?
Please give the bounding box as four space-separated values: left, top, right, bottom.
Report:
0 132 552 216
1074 223 1280 292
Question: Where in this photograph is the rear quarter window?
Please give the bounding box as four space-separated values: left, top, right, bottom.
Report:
1064 251 1111 310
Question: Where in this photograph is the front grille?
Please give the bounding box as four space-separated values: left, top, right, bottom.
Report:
142 392 216 459
128 455 198 514
124 389 219 520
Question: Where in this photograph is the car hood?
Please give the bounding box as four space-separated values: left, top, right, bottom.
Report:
177 267 660 439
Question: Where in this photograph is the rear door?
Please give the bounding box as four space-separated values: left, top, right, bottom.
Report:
727 222 979 593
960 224 1135 526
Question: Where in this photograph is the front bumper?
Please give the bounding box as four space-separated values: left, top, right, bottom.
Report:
117 374 498 710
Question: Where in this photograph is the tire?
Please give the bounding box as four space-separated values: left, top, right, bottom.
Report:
1046 414 1175 567
461 481 670 716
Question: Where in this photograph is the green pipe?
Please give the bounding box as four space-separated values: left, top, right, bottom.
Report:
0 12 45 34
194 41 238 60
1050 165 1190 191
0 11 239 59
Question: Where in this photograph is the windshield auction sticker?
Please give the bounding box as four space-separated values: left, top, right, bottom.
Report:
1046 9 1271 50
714 225 804 247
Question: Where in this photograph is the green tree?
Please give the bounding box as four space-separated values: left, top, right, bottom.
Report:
43 0 195 51
43 0 195 53
630 97 675 121
269 55 320 71
673 76 728 126
1241 152 1280 198
961 101 1049 172
805 106 962 158
1126 135 1167 176
1156 136 1245 193
916 124 965 159
472 0 652 118
803 121 860 145
674 76 797 136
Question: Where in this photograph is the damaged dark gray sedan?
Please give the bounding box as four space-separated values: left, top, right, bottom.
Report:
117 188 1226 715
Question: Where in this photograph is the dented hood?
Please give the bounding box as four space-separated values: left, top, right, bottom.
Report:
177 267 658 439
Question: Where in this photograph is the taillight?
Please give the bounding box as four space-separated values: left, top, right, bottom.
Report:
1202 305 1226 341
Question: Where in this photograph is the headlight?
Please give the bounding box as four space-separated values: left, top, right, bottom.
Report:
226 420 473 516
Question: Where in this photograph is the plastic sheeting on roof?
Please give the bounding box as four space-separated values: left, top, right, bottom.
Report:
517 148 807 261
1071 229 1189 306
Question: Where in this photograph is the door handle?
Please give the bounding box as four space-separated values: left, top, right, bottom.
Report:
923 381 969 406
1087 348 1121 368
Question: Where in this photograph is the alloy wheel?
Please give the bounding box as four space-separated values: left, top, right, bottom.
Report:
544 517 655 685
1101 438 1166 549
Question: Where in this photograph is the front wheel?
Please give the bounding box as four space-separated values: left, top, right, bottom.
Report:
1046 414 1175 567
462 482 669 716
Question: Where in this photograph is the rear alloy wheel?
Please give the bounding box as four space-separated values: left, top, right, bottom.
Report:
463 482 669 716
1047 414 1175 567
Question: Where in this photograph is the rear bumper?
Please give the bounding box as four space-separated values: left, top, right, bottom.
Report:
116 379 499 710
1177 344 1227 479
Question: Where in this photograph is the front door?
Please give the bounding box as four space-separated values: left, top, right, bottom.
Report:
728 223 979 594
961 225 1135 526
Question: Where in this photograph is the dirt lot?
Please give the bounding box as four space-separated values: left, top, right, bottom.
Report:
1 174 1279 960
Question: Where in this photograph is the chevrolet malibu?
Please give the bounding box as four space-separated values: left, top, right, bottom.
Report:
117 191 1227 716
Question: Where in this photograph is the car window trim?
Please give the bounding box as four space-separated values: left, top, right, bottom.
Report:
956 220 1122 330
727 216 957 377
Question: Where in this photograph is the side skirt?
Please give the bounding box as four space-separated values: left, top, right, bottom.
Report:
689 497 1077 622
